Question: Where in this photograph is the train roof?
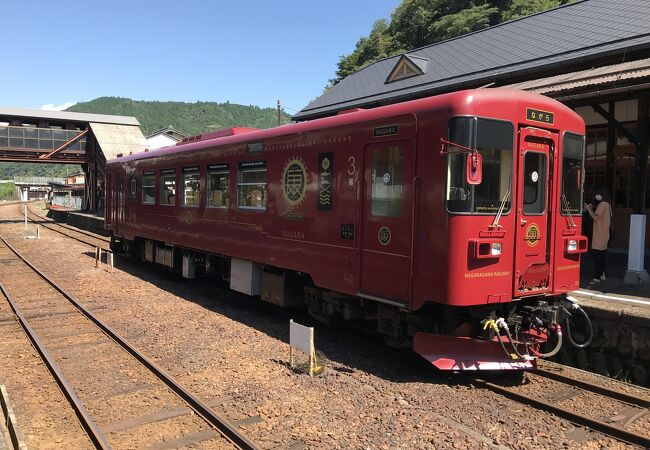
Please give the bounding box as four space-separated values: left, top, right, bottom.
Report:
108 89 583 165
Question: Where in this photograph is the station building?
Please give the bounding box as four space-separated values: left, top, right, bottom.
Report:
144 126 189 150
295 0 650 253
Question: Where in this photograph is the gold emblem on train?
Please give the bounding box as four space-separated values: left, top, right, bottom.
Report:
525 223 540 247
282 157 308 207
378 226 391 246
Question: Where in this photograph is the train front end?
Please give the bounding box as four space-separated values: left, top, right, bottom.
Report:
415 90 592 370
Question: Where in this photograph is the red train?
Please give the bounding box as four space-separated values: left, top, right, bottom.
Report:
106 88 592 370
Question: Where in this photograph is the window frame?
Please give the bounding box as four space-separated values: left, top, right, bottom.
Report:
181 166 200 208
370 145 404 217
444 115 515 215
141 171 156 205
129 176 137 200
521 150 547 216
207 163 230 209
560 131 585 217
159 169 177 206
237 160 267 210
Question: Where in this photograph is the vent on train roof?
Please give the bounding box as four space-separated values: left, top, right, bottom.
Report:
337 108 366 115
178 127 258 145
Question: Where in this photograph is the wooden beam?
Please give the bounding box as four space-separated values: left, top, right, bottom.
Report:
634 95 650 214
592 104 639 146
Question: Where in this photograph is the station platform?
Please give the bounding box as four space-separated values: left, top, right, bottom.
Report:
563 251 650 386
46 208 109 237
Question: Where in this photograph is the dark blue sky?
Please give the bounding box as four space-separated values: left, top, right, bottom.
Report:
1 0 399 113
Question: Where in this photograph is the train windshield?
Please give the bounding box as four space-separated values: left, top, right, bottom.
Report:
446 117 514 214
561 132 585 215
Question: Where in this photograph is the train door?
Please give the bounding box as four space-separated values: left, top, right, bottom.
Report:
359 141 413 303
117 173 125 232
106 172 115 226
513 127 557 296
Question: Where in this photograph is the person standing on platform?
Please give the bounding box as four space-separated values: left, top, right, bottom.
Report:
584 189 612 282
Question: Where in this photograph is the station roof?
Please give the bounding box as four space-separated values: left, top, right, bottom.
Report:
90 123 146 160
294 0 650 121
0 106 140 126
505 57 650 98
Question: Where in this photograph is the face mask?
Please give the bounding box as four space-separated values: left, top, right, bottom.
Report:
595 194 603 201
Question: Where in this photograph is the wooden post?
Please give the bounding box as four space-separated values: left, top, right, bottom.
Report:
309 327 315 377
289 319 294 369
36 225 40 240
606 101 616 195
95 247 100 268
107 252 113 273
634 95 649 214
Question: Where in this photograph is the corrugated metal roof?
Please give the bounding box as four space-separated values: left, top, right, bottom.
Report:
0 106 140 126
295 0 650 120
89 123 146 160
506 57 650 94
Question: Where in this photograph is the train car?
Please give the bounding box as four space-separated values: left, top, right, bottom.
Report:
105 88 592 370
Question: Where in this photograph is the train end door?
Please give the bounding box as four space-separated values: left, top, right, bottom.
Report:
513 127 557 296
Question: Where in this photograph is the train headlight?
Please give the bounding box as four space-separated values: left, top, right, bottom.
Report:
491 242 502 256
567 239 577 252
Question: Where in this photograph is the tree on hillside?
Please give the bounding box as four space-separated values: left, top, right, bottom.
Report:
330 0 570 86
333 19 394 82
67 97 292 136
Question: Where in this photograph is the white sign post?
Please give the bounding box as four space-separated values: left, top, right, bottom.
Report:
22 188 28 229
624 214 650 283
289 319 319 376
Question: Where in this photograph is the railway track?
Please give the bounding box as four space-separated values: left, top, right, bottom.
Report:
470 366 650 448
0 235 258 449
23 205 111 251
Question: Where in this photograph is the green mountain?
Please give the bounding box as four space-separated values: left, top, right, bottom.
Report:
66 97 291 136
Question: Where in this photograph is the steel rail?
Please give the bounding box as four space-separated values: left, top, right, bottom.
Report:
0 236 259 450
469 375 650 448
27 208 109 242
23 210 110 250
534 367 650 409
0 281 110 449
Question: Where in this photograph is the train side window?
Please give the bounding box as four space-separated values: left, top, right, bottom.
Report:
129 176 137 200
522 152 546 214
160 169 176 206
142 172 155 204
207 163 229 208
238 161 267 209
371 146 403 217
182 167 200 207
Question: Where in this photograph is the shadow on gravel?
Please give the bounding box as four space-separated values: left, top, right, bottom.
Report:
109 254 519 388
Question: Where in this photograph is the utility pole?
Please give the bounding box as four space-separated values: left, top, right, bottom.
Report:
277 100 281 127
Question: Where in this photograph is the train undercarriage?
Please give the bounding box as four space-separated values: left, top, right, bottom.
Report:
113 235 592 371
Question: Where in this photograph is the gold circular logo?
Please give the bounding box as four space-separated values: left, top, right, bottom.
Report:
378 226 391 246
282 158 308 206
185 211 193 225
525 223 540 247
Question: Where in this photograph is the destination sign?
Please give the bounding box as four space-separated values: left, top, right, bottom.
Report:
526 108 554 125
